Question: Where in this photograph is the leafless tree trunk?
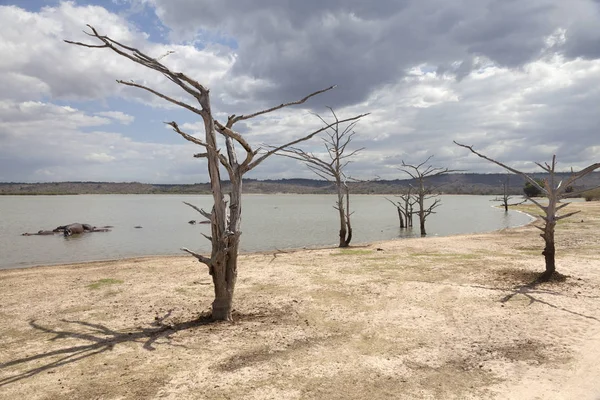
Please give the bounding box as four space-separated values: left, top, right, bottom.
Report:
386 186 417 229
405 190 415 228
386 197 405 228
276 108 365 247
492 176 525 212
66 26 366 320
342 183 353 246
400 156 454 236
455 141 600 281
390 198 406 229
499 177 510 212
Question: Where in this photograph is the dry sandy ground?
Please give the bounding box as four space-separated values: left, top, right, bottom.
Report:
1 202 600 400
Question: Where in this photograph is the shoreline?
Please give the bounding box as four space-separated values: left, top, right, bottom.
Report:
1 202 599 399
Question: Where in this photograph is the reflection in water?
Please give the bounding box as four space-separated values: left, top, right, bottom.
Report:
0 194 534 269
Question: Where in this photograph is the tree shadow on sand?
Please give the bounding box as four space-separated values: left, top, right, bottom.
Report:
408 271 600 322
468 273 600 322
0 311 213 387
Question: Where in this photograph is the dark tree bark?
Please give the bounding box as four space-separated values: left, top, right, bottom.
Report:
386 186 417 230
405 192 415 228
455 141 600 281
399 156 454 236
276 108 366 248
66 26 366 320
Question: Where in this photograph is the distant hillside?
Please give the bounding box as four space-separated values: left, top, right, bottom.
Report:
1 172 599 196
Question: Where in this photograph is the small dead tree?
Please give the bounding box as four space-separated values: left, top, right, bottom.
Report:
66 26 366 320
386 186 417 229
276 108 365 247
492 176 525 212
455 141 600 280
400 156 454 236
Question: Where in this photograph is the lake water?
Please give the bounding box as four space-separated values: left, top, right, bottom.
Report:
0 194 533 269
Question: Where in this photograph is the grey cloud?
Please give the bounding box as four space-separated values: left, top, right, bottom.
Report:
143 0 597 107
559 1 600 59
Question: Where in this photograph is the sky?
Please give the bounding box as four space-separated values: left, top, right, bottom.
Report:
1 0 599 183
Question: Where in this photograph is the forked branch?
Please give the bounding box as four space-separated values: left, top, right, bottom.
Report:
65 25 210 110
249 113 369 172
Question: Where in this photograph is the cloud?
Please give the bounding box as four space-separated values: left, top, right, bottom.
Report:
85 152 117 163
0 99 205 182
0 2 235 107
95 111 135 125
0 1 599 183
141 0 600 106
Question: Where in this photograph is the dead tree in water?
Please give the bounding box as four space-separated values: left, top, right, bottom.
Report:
386 186 417 229
492 176 525 212
455 141 600 281
276 108 365 247
66 26 366 320
400 156 454 236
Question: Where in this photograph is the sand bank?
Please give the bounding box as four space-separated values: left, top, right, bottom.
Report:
1 202 599 399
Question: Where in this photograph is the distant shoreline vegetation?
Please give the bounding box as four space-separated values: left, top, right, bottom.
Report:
1 172 599 197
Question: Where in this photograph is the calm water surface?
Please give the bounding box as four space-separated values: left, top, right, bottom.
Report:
0 194 533 269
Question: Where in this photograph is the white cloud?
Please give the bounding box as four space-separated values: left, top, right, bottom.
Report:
0 98 204 182
0 2 235 108
85 152 116 163
95 111 135 125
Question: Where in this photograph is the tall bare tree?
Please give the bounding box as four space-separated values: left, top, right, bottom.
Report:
276 108 365 247
455 141 600 280
66 26 366 320
400 156 454 236
492 176 525 212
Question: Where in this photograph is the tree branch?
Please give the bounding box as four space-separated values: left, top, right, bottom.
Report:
228 86 337 126
214 120 254 168
556 210 581 220
180 247 211 266
526 196 548 212
118 80 203 115
66 25 213 115
247 113 368 171
563 164 600 189
166 121 208 147
167 121 233 175
183 201 212 220
454 141 547 194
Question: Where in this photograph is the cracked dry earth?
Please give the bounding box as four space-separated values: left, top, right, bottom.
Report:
1 202 599 399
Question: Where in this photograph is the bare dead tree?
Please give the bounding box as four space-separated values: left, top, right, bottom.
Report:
455 141 600 281
275 108 365 247
66 26 367 320
386 197 406 229
386 185 417 229
400 156 455 236
492 176 526 212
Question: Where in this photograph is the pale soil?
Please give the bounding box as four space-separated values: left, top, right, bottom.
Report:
1 203 600 400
